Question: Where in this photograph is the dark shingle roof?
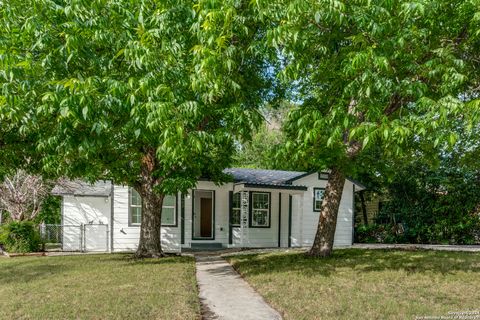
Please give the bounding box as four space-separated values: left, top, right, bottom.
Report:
224 168 366 191
51 169 364 196
223 168 306 186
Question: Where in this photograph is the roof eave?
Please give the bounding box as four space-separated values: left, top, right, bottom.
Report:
241 183 308 191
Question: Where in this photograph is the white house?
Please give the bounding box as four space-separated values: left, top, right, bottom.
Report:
52 168 364 252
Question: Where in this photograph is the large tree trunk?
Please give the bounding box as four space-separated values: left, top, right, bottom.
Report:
135 186 165 258
308 167 346 257
135 150 164 258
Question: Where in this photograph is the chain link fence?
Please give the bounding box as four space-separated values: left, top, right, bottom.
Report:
40 224 108 252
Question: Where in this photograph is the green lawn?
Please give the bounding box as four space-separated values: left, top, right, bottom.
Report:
226 249 480 320
0 254 199 320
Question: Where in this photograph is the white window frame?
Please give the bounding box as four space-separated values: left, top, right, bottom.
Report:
129 188 177 227
129 188 142 226
313 188 325 212
250 192 270 228
231 192 241 227
161 195 177 227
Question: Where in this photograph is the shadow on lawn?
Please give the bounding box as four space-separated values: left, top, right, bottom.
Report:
228 249 480 277
128 255 194 266
0 260 70 285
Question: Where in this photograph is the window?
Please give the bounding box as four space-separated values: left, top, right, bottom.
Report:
313 188 325 212
130 189 142 225
231 193 241 226
129 189 177 226
318 172 329 180
250 192 270 227
162 195 176 226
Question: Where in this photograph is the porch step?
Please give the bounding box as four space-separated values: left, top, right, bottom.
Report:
189 242 224 251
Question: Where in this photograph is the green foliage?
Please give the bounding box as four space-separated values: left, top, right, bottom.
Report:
0 0 274 193
0 221 43 253
234 122 298 170
234 102 300 170
0 211 8 224
257 0 480 175
355 224 412 244
378 164 480 244
356 161 480 245
35 195 61 225
234 124 281 169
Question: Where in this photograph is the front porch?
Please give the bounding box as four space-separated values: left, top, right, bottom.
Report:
182 180 307 250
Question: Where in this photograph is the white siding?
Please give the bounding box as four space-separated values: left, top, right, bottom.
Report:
289 194 303 246
112 185 181 253
184 181 231 247
279 192 290 248
231 188 282 248
62 195 111 251
60 173 356 251
292 173 354 247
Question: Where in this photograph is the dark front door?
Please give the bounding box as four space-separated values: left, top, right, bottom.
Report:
200 198 212 238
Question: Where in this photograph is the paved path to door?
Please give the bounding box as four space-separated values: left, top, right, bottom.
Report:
195 255 282 320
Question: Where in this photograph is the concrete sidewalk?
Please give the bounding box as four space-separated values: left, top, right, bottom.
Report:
195 255 282 320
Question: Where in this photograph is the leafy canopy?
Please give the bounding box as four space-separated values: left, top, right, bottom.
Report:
257 0 480 174
0 0 274 192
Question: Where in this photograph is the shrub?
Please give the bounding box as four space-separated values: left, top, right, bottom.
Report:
0 221 43 253
359 162 480 245
355 224 406 243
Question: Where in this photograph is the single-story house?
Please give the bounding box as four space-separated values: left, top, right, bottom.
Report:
52 168 365 252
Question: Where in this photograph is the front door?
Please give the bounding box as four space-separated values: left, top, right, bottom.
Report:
193 190 214 239
200 198 212 238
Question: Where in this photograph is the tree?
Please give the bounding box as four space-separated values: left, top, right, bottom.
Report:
0 170 51 222
1 0 273 257
258 0 480 256
355 117 480 243
0 104 39 180
234 103 294 170
358 159 480 245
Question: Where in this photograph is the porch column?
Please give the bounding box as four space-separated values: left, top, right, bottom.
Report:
240 191 249 248
288 195 292 247
298 194 304 246
278 193 282 247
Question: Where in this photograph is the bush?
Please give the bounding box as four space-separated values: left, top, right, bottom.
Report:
355 224 406 243
358 162 480 245
0 221 43 253
34 195 61 225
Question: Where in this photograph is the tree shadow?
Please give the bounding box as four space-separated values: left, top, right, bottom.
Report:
126 255 194 266
227 249 480 278
0 259 70 285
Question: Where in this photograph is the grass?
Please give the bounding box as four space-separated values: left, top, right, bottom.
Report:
226 249 480 320
0 254 200 320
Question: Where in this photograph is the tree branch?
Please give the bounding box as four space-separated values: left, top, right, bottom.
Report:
384 94 405 116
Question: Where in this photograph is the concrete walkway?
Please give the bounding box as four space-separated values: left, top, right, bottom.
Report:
195 255 282 320
353 243 480 252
